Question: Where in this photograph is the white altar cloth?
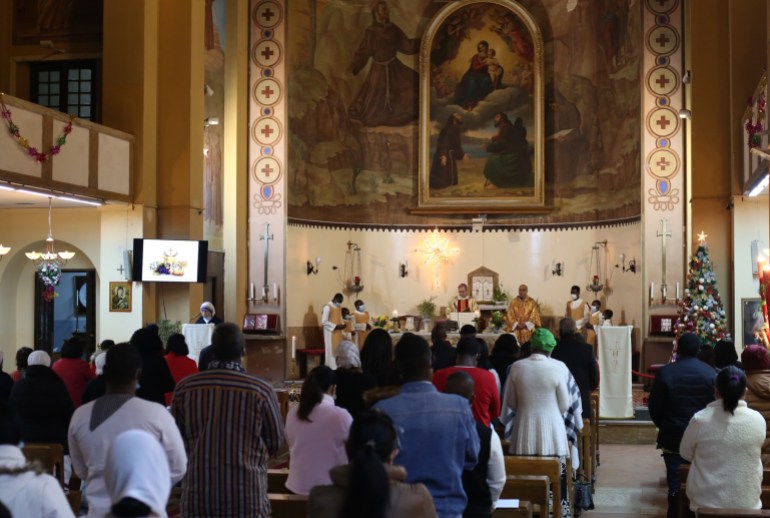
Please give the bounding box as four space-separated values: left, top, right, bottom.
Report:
182 323 215 363
597 325 634 419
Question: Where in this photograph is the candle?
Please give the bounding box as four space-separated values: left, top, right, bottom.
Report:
650 282 654 302
273 283 277 300
249 283 255 300
291 335 296 359
392 310 398 319
676 282 680 300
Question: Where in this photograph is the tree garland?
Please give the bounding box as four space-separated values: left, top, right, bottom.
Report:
0 94 74 163
746 88 767 150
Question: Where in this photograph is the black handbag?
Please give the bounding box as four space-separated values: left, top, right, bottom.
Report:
573 476 595 511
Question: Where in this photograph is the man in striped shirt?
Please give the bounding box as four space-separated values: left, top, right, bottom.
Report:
172 322 284 517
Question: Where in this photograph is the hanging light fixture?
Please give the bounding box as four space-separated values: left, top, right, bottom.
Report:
26 197 75 301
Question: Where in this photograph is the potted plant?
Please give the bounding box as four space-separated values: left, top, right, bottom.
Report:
492 284 509 304
416 296 437 319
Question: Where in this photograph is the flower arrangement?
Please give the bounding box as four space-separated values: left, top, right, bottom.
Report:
39 263 61 302
0 95 74 162
372 315 390 328
490 310 505 329
417 296 437 318
492 284 509 303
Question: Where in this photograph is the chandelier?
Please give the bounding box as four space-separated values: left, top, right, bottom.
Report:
26 197 74 301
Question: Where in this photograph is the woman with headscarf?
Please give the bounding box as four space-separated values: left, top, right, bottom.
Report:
104 429 171 518
334 340 376 419
743 344 770 466
681 366 765 512
285 366 352 495
502 328 571 516
195 301 222 325
8 351 74 451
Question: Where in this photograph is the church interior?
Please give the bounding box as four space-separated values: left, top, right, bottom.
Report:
1 0 769 516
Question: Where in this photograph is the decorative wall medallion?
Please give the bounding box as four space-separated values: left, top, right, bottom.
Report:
251 116 282 147
252 156 281 185
252 77 282 106
253 1 282 29
252 39 282 68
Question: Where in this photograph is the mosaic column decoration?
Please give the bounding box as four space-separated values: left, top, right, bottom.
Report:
642 0 685 317
249 0 286 315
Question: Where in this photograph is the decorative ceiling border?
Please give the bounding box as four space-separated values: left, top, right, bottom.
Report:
288 215 641 233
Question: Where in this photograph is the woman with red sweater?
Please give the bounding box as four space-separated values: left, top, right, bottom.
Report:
51 337 93 408
163 333 198 406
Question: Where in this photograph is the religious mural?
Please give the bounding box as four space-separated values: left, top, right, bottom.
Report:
419 1 545 210
286 0 641 227
12 0 103 44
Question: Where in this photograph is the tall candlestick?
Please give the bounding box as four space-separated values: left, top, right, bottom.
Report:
291 335 296 359
249 283 255 301
650 282 654 303
676 282 680 301
273 283 278 301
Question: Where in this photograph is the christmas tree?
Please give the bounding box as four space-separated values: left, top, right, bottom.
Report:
673 234 729 351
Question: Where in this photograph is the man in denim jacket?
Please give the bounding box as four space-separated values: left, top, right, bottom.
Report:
375 333 480 518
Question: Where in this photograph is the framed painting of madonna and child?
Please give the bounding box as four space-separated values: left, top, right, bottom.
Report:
418 0 545 212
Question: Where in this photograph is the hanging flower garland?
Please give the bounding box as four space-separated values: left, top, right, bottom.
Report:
746 89 767 150
0 94 75 163
39 263 61 302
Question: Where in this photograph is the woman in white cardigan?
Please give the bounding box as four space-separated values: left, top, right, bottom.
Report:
681 365 766 512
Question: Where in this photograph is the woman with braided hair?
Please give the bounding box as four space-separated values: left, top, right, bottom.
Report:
308 409 436 518
680 365 766 512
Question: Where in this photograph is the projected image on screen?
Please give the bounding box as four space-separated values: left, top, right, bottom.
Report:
141 239 201 283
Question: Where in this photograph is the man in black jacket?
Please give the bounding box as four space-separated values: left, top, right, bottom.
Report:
551 317 599 421
648 332 715 518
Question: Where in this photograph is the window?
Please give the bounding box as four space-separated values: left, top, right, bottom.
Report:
30 60 99 122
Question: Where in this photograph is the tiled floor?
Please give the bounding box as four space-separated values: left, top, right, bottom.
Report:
584 443 668 517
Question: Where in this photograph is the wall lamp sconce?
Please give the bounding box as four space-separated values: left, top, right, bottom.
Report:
0 244 11 260
552 262 563 277
616 253 637 274
682 70 691 84
204 117 219 128
204 84 215 96
40 40 66 53
399 261 408 278
306 257 320 275
678 109 692 120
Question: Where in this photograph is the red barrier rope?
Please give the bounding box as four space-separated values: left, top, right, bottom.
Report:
632 369 656 379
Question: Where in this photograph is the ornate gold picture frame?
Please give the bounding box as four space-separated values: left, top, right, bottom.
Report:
418 0 545 212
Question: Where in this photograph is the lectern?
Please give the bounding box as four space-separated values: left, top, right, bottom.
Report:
597 325 634 419
182 323 214 362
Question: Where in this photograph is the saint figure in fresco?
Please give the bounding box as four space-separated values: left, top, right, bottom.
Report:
430 112 467 190
349 1 419 127
483 113 533 189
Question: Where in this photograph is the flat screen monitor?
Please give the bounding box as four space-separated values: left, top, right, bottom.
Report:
132 238 208 283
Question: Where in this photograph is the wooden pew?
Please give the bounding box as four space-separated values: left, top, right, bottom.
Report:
268 493 307 518
23 443 82 516
697 510 770 517
267 468 290 494
681 465 770 515
500 475 549 517
492 500 533 517
504 456 564 518
579 418 593 489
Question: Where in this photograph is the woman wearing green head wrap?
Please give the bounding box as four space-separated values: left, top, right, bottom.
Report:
501 327 572 517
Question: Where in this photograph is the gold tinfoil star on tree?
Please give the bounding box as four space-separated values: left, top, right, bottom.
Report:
697 231 708 244
415 228 459 289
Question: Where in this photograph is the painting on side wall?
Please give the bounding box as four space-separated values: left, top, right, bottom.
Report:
12 0 103 44
742 298 763 347
109 281 131 313
419 0 544 211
